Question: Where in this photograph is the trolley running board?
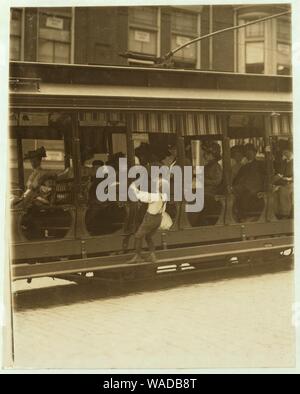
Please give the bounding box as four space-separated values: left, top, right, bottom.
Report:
12 236 293 280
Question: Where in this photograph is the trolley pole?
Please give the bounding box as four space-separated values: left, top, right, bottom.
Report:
71 111 90 239
72 111 82 201
264 115 277 222
175 113 187 230
161 10 291 67
221 114 236 225
16 136 24 192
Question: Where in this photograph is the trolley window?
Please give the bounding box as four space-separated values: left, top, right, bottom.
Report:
9 111 74 241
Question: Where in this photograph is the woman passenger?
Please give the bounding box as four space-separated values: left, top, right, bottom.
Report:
13 146 51 207
16 146 50 237
24 146 47 192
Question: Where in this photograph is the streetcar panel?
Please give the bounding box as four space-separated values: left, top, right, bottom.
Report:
8 62 293 280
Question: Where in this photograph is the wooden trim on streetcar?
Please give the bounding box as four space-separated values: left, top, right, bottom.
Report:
11 220 293 263
12 235 293 280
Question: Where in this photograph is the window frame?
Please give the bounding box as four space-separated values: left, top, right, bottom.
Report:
244 40 266 74
128 6 161 59
236 9 291 75
10 7 25 61
237 12 268 74
37 7 74 64
274 16 291 75
171 8 201 69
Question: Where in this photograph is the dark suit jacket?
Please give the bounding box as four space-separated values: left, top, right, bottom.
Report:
233 159 266 194
273 159 293 186
280 159 293 178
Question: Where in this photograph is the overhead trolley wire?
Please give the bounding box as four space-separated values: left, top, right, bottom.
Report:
163 10 291 63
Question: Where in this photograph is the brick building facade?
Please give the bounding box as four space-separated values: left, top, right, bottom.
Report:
10 4 291 75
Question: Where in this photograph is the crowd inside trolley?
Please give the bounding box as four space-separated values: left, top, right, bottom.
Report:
10 127 293 241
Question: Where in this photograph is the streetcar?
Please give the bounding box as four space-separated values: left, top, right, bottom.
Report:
9 61 293 283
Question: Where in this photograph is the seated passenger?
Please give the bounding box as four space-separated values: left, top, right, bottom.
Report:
59 146 96 180
273 139 289 175
230 145 247 183
12 146 53 208
12 147 51 238
88 160 104 203
273 141 293 218
162 144 177 168
202 142 223 196
80 147 96 178
135 143 152 167
233 143 266 219
86 153 127 235
162 144 192 168
188 142 222 226
25 146 47 191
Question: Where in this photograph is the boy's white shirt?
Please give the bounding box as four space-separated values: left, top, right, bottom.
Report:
130 183 167 215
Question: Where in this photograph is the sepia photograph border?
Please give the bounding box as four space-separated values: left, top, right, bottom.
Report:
0 0 299 374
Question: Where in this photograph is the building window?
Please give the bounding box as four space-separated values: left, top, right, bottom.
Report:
128 7 160 58
239 18 265 74
10 8 23 61
276 19 291 75
237 10 291 75
171 10 200 69
245 41 265 74
38 8 72 64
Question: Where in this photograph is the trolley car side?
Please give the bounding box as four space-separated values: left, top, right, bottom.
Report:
9 61 293 281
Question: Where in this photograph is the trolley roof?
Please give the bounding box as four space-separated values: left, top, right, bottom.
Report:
9 61 292 113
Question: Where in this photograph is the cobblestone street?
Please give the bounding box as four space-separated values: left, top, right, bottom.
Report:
10 268 295 369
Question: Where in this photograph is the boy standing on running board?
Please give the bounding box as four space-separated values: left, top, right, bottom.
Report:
128 178 168 264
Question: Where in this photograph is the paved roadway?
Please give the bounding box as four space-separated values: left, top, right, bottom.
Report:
10 265 295 369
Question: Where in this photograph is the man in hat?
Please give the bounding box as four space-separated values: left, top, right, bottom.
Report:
230 145 247 183
233 143 266 219
161 144 177 169
190 141 223 225
202 142 223 196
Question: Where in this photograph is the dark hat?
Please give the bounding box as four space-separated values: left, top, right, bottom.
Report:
24 146 46 160
244 143 257 153
231 145 245 155
92 160 104 167
81 146 94 162
202 141 222 160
